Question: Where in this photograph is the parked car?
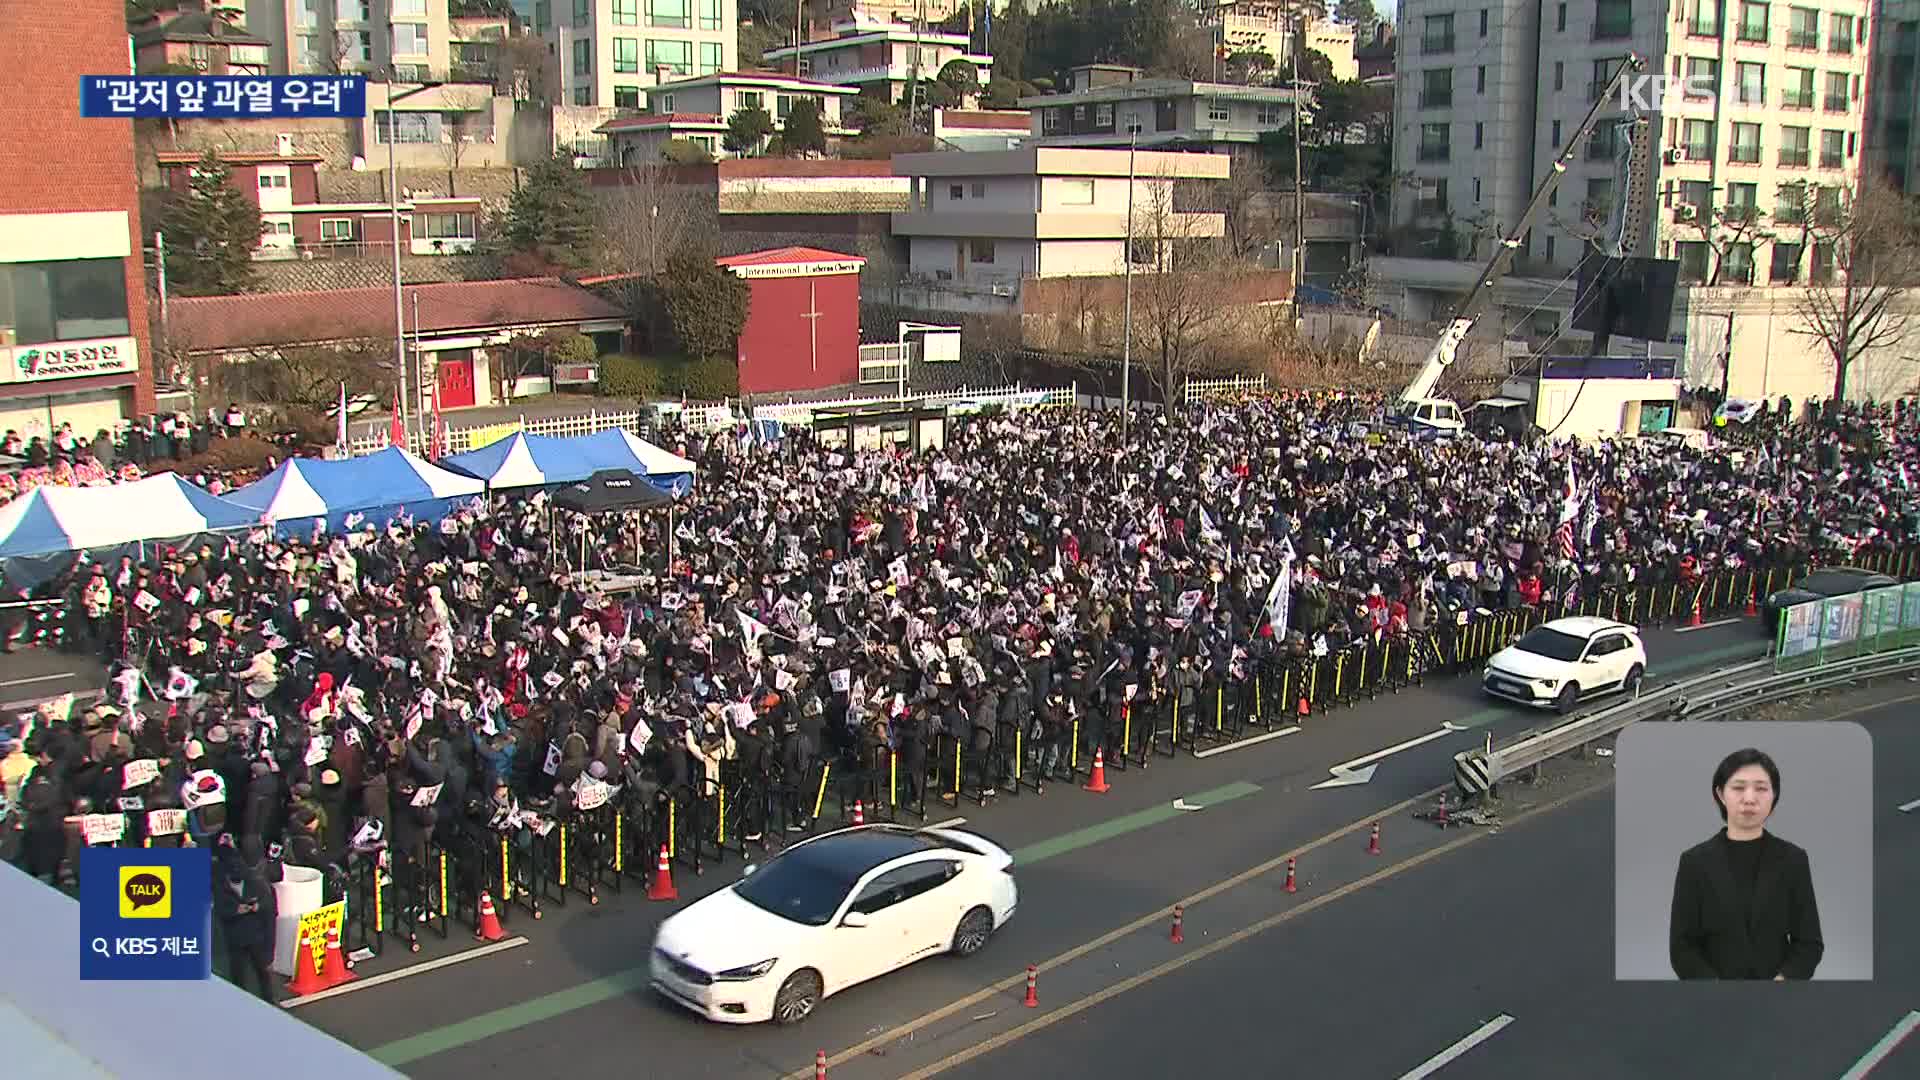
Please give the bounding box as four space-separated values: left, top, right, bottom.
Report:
1761 566 1898 639
1482 616 1647 714
649 824 1017 1025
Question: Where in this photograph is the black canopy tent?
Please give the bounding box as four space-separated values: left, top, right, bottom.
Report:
552 469 678 569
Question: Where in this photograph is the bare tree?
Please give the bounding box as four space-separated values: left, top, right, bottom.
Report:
1131 167 1262 400
1209 150 1281 260
1790 175 1920 401
496 35 552 102
592 164 717 323
1679 199 1774 286
439 86 493 197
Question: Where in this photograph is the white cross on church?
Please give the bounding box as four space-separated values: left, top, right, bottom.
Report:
798 280 823 371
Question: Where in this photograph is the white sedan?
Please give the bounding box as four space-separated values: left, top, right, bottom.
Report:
1481 616 1647 714
649 823 1018 1025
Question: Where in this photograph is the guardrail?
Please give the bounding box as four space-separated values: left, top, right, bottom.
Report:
1452 646 1920 798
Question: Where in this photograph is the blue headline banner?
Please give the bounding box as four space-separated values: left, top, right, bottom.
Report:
79 847 213 981
80 75 368 118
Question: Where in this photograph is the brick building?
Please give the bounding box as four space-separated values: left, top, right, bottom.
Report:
0 0 157 439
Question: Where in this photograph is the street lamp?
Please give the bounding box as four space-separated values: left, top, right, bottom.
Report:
383 76 444 442
1121 122 1140 445
896 320 958 400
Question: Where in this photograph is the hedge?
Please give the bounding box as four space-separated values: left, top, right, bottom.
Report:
597 353 739 401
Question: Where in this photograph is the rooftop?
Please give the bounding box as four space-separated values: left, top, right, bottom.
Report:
654 71 861 95
715 246 866 268
156 150 326 165
891 146 1232 180
1019 79 1307 108
132 11 271 48
169 277 625 353
596 113 724 132
938 109 1031 131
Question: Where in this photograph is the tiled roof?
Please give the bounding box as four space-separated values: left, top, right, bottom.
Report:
715 246 865 267
156 150 326 165
597 112 723 133
132 12 271 48
940 110 1031 130
169 277 625 353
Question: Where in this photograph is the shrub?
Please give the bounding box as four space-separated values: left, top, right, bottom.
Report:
599 353 668 399
673 356 740 400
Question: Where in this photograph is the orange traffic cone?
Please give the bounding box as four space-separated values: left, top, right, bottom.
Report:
1437 792 1450 826
1283 856 1297 894
1297 695 1310 717
648 844 678 902
475 890 506 942
319 923 356 988
1023 965 1039 1007
815 1049 828 1080
851 799 865 826
1082 747 1111 793
286 928 328 996
1744 586 1759 617
1687 594 1703 627
1170 904 1184 943
1367 822 1381 855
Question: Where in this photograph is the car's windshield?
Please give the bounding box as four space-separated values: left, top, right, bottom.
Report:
1511 627 1587 663
732 852 854 927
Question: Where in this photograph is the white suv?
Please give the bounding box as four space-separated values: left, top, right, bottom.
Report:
1481 616 1647 714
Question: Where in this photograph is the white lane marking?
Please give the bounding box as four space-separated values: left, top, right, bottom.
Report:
0 673 79 688
928 817 968 828
1896 797 1920 813
1838 1010 1920 1080
1309 764 1378 790
1192 725 1301 759
1330 726 1459 773
280 936 529 1009
1398 1014 1517 1080
1674 617 1743 634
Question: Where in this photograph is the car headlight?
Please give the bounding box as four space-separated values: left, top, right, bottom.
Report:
1535 678 1558 689
713 958 778 981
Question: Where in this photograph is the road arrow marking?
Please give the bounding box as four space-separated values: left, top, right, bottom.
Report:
1442 721 1468 732
1172 798 1205 811
1898 797 1920 813
1310 763 1379 789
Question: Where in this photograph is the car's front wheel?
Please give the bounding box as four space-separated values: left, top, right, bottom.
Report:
1623 664 1644 695
772 968 822 1025
950 906 994 956
1554 684 1580 715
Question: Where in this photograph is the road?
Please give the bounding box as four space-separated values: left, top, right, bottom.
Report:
190 618 1781 1079
919 690 1920 1080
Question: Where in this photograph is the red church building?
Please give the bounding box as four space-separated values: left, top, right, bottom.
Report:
718 246 865 394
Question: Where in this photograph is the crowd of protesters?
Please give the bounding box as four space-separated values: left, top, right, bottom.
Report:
1 389 1916 1000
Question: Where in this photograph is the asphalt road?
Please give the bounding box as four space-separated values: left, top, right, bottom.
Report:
231 619 1776 1079
919 692 1920 1080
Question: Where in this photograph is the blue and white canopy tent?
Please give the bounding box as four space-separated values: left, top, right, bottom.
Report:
570 429 697 496
439 431 597 491
0 474 260 587
226 447 485 535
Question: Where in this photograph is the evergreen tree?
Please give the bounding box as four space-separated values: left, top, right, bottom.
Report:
724 106 775 155
160 150 262 297
661 248 750 361
782 98 828 155
501 152 596 270
1335 0 1379 26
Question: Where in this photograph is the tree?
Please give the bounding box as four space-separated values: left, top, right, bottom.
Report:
592 164 716 332
847 96 906 136
222 337 393 410
1295 48 1334 85
724 105 775 155
440 87 493 197
661 249 750 362
782 97 828 155
1790 176 1920 401
160 151 262 297
496 36 552 102
980 77 1033 110
500 151 596 270
661 138 713 164
937 59 980 104
1679 199 1774 286
1131 167 1259 398
1335 0 1379 25
988 1 1030 83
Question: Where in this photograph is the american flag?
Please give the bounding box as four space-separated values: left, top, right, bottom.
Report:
1552 459 1580 559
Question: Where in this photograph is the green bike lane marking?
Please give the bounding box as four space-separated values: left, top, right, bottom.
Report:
366 642 1769 1067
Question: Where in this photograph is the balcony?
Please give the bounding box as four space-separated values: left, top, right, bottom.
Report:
1684 142 1715 161
1421 33 1455 53
1737 23 1768 44
1820 152 1844 169
1783 89 1813 109
1723 204 1759 224
1829 37 1853 55
1420 89 1453 109
1780 148 1811 167
1788 29 1817 48
1825 94 1849 112
1417 145 1450 162
1592 18 1632 41
1688 18 1721 37
1735 86 1767 105
1731 145 1761 164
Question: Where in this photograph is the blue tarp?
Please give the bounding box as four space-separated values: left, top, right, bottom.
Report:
0 473 258 559
565 430 697 496
225 447 485 534
440 431 598 490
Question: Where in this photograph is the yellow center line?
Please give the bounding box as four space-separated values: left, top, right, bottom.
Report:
896 781 1612 1080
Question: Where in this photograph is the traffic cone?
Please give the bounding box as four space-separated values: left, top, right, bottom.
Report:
475 890 506 942
285 928 328 997
647 844 678 902
1687 595 1703 627
1170 905 1184 943
851 799 865 826
319 923 356 989
1283 856 1297 894
815 1049 828 1080
1023 965 1039 1007
1437 792 1450 827
1367 822 1381 855
1744 586 1759 617
1082 747 1111 793
1297 695 1310 717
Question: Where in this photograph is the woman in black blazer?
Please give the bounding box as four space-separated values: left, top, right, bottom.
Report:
1669 748 1824 980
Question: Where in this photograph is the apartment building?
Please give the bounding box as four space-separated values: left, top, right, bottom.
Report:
1392 0 1872 291
763 13 992 104
804 0 962 40
535 0 737 107
1209 2 1358 81
597 71 857 161
889 147 1229 310
250 0 455 79
1019 63 1304 151
1866 0 1920 190
133 0 275 75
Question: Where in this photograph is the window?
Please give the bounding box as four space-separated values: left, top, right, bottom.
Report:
737 89 763 111
1421 68 1452 108
1779 124 1810 166
948 183 963 199
296 34 324 66
1477 65 1486 93
1585 177 1615 218
535 0 551 31
1551 119 1563 146
655 92 673 111
1829 13 1853 53
613 85 641 108
1585 119 1621 160
1553 62 1564 92
1594 0 1631 39
1726 181 1758 220
1256 102 1284 125
417 212 477 240
1787 6 1816 47
1422 13 1454 52
392 22 428 56
1737 1 1768 43
1095 103 1115 127
335 0 368 22
1474 120 1483 148
573 0 589 20
1820 129 1844 168
1770 242 1801 283
1415 177 1448 215
645 39 691 75
1824 71 1848 112
1723 243 1754 284
1556 3 1566 31
1730 121 1761 162
1685 57 1718 99
612 37 638 73
573 37 593 76
1473 177 1482 202
1776 182 1807 221
1544 234 1556 261
1736 61 1765 104
295 0 320 28
971 181 986 198
1679 179 1712 221
391 0 427 16
1480 9 1489 35
1676 241 1711 283
0 259 131 346
969 238 995 264
614 0 637 24
335 30 372 62
698 42 722 75
1042 107 1061 134
648 0 690 28
265 220 292 237
1682 118 1715 159
1689 0 1721 36
573 86 591 105
319 218 354 241
1809 241 1836 283
1784 66 1813 107
1058 178 1094 205
1590 56 1624 100
1208 99 1230 122
699 0 721 30
375 110 439 142
1418 123 1449 161
258 172 289 189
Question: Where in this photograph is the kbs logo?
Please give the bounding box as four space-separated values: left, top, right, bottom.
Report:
1617 75 1719 112
119 866 172 919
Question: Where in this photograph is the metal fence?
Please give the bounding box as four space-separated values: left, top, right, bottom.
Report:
749 384 1073 427
1774 583 1920 673
1184 374 1271 404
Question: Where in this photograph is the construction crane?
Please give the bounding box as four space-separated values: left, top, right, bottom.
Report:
1388 52 1648 439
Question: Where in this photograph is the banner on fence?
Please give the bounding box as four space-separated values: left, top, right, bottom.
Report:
464 422 525 452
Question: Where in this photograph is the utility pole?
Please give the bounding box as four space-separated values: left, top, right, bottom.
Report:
387 80 409 439
909 0 924 132
793 0 804 76
1121 124 1138 446
1290 7 1305 303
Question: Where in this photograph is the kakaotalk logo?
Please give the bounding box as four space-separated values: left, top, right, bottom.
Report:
1617 75 1721 111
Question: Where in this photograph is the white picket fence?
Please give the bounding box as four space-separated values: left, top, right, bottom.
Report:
749 383 1074 426
346 407 652 458
1183 373 1271 405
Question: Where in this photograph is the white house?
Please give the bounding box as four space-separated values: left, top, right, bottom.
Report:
763 13 993 105
598 72 859 162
